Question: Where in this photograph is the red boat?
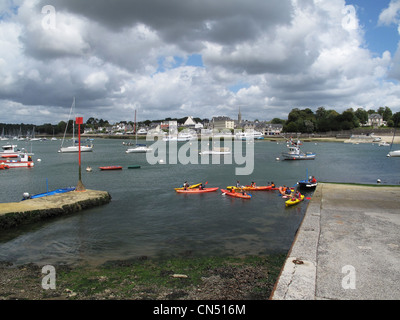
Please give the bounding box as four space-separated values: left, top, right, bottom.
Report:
99 166 123 170
176 187 219 194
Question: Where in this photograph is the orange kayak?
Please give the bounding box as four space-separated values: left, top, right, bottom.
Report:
221 189 252 199
99 166 123 170
176 187 219 194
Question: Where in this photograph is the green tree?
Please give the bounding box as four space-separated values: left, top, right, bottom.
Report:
354 108 368 125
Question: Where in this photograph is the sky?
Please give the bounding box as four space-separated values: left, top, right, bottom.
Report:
1 0 400 125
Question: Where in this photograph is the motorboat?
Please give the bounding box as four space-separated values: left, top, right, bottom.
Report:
1 144 22 157
297 178 318 188
281 145 316 160
1 152 34 168
163 132 197 142
199 147 231 155
235 131 264 140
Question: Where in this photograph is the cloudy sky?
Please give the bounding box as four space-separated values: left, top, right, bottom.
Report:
1 0 400 125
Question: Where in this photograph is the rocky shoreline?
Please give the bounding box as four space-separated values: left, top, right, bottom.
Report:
0 254 286 300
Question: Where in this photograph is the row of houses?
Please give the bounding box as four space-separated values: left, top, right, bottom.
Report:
84 114 283 136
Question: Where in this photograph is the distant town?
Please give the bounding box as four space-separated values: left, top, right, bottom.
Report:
1 106 399 139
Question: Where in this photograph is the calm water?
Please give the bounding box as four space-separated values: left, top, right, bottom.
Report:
0 138 399 266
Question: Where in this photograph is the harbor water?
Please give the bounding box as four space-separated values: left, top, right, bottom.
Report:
0 138 399 266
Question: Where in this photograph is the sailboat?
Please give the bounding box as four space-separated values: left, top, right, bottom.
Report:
58 97 93 153
125 110 152 153
387 128 400 157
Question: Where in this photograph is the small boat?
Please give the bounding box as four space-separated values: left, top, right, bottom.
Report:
278 186 295 198
22 187 76 200
387 150 400 157
1 153 34 168
220 189 252 199
281 138 315 160
86 166 93 172
285 195 305 207
378 142 390 147
0 163 9 170
126 144 152 153
99 166 123 170
297 178 318 188
386 129 400 157
174 183 202 191
176 187 219 194
0 144 25 157
281 145 316 160
127 165 141 169
59 98 93 153
199 147 231 155
227 185 272 191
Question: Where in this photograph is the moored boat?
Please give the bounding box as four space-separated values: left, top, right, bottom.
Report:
99 166 123 170
22 187 76 200
1 153 34 168
297 177 318 188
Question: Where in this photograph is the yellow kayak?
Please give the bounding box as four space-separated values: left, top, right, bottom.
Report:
285 195 304 207
174 183 202 191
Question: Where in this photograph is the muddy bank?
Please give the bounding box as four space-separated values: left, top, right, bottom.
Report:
0 254 286 300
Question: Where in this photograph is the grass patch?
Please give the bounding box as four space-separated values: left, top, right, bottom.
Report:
55 254 287 300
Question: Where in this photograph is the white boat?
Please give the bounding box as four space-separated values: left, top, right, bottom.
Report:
1 144 20 157
282 145 316 160
1 152 34 168
386 129 400 157
126 144 152 153
125 110 152 153
235 131 264 140
163 133 197 142
378 141 390 147
387 150 400 157
281 139 316 160
58 98 93 153
199 147 231 155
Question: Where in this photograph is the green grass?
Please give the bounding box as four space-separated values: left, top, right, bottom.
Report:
56 254 286 299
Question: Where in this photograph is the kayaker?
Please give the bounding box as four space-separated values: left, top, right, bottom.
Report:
199 183 204 190
251 181 256 187
270 181 275 188
295 191 302 199
236 180 241 188
183 181 190 190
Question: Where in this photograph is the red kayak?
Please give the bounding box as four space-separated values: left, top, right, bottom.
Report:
99 166 123 170
176 187 219 194
221 189 252 199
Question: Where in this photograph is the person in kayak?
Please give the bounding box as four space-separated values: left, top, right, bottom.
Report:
199 183 204 190
250 181 256 187
270 181 275 188
183 181 190 190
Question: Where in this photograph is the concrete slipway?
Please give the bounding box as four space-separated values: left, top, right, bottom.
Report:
270 183 400 300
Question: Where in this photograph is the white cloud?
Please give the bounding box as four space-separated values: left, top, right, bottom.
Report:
0 0 399 125
379 0 400 29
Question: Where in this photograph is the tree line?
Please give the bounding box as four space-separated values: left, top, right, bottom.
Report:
271 107 400 133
